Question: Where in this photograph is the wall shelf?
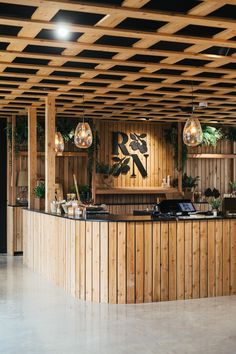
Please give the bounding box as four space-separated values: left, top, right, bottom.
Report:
188 153 236 159
95 187 178 195
18 151 87 157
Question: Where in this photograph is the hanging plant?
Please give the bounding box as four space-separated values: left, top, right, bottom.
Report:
164 123 188 171
56 118 76 143
6 117 28 153
201 125 223 146
224 127 236 142
87 119 100 187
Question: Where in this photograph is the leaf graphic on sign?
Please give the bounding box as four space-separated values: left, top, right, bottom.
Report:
139 133 146 139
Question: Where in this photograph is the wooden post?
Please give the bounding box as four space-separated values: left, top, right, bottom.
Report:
233 142 236 187
28 107 37 209
45 96 56 212
178 122 183 194
7 117 11 205
11 115 17 205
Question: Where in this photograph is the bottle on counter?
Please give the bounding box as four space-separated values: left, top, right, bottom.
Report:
56 204 61 215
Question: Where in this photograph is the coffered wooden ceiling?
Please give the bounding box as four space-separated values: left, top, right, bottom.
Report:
0 0 236 123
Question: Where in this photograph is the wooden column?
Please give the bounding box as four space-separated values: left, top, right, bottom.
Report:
178 122 183 193
28 107 37 209
233 142 236 184
45 96 56 212
7 117 11 205
11 115 17 205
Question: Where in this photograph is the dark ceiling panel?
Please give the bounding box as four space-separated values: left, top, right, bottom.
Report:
4 67 38 74
142 0 203 13
36 29 82 42
0 3 37 19
96 35 139 47
23 45 65 55
62 61 97 69
176 58 212 66
78 50 118 59
208 4 236 20
128 54 166 63
110 65 144 72
0 24 22 36
176 24 224 38
13 57 50 66
116 18 167 32
51 10 104 25
201 46 236 56
150 41 192 51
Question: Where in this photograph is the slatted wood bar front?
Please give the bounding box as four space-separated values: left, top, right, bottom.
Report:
23 210 236 304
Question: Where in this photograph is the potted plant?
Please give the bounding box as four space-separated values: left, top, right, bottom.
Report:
96 161 113 188
33 181 45 210
173 173 199 200
208 197 221 216
229 181 236 196
79 184 92 203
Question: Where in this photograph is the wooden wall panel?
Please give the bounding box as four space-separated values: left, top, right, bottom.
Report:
7 206 23 255
18 154 87 198
186 140 234 195
98 121 175 189
126 222 135 304
23 211 236 304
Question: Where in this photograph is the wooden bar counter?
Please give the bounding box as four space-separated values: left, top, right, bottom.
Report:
23 210 236 304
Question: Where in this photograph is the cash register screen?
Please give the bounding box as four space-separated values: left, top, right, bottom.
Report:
178 202 196 213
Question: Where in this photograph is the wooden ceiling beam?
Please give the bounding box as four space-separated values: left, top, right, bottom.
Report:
0 35 235 65
1 60 236 85
0 70 236 95
0 0 235 30
0 49 235 77
1 16 236 49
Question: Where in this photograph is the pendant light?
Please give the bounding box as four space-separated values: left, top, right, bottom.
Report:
55 131 64 154
183 84 203 147
74 95 93 149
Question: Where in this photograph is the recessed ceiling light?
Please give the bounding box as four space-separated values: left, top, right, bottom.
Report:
209 120 218 124
56 26 69 39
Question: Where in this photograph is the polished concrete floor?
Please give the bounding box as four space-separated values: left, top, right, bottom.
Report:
0 255 236 354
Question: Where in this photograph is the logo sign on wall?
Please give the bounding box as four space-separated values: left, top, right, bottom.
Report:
112 132 149 178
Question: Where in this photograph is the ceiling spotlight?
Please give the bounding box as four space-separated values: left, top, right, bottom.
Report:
57 26 69 38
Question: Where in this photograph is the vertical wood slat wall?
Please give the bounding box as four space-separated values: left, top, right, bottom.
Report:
7 206 23 255
186 140 234 195
98 121 175 189
23 210 236 304
17 155 87 196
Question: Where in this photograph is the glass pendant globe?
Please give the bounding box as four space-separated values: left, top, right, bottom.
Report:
74 122 93 148
183 115 203 147
55 132 64 154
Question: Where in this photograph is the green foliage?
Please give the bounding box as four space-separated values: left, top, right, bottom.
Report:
165 124 224 172
164 123 188 171
6 117 78 152
33 181 45 199
201 126 223 146
182 173 199 189
96 161 112 175
6 117 28 153
224 127 236 141
56 118 76 143
230 181 236 191
87 119 100 186
78 184 91 203
173 173 199 189
208 197 221 210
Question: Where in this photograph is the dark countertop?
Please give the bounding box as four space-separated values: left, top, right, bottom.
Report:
24 208 235 222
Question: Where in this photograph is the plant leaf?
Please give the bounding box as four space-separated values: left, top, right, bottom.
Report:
130 133 137 140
